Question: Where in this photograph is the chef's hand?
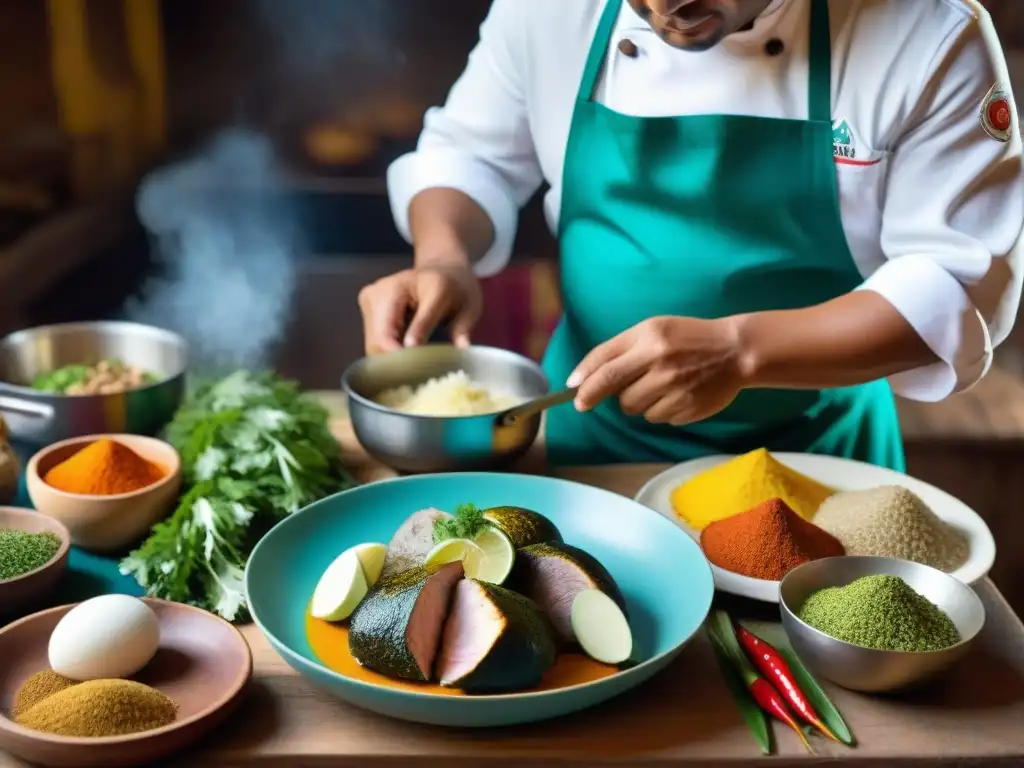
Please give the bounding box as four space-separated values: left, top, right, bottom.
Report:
358 263 483 355
566 316 744 426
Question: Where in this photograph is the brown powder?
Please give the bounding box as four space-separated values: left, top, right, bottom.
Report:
11 670 77 718
700 498 845 581
15 679 178 737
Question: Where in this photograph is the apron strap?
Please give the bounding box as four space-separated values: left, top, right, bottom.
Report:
807 0 832 123
578 0 623 102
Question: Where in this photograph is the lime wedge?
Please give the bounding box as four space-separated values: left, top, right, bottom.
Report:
424 529 515 585
310 548 369 622
471 526 515 585
571 588 633 664
424 538 485 575
353 543 387 587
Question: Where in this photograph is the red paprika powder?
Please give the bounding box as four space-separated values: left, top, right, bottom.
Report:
699 498 844 581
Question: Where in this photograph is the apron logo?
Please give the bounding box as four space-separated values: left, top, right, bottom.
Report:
831 119 883 166
832 119 855 159
980 83 1012 143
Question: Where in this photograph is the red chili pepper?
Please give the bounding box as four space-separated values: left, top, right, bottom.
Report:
747 676 812 752
736 624 841 744
709 621 812 753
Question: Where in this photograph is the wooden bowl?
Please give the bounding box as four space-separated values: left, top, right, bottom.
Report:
0 598 252 767
26 434 182 553
0 508 70 620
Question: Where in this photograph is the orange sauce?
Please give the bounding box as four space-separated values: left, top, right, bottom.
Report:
305 611 618 695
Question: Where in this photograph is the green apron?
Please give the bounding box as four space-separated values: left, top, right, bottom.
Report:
542 0 904 470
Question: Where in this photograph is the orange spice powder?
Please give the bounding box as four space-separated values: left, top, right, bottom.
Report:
44 439 165 496
700 498 845 581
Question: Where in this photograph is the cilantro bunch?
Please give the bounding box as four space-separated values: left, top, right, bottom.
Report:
120 370 355 622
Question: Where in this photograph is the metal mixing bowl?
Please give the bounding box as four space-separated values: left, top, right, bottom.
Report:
0 321 188 446
780 556 986 693
342 344 549 473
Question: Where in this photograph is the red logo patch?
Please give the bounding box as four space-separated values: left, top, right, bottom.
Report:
981 83 1012 142
990 99 1011 132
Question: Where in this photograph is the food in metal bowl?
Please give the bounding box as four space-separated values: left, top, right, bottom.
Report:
30 359 158 396
374 370 521 417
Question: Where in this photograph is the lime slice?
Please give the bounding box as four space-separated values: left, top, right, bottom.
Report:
353 543 387 587
471 526 516 585
424 538 485 575
424 529 515 585
310 548 369 622
571 588 633 664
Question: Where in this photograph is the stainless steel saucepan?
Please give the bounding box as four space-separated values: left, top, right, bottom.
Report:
0 321 188 446
343 344 553 473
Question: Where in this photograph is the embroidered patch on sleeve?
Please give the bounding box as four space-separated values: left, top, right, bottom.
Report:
980 83 1012 143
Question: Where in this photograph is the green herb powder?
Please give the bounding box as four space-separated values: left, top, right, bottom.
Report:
798 574 960 652
0 529 62 580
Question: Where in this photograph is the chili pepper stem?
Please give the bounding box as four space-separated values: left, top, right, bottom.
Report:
794 725 813 753
810 718 843 744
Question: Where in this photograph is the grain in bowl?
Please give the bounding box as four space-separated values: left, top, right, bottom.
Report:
375 370 521 417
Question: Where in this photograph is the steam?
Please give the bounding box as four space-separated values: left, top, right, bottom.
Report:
127 1 401 371
129 129 301 372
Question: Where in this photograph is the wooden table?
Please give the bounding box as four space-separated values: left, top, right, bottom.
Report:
9 402 1024 767
161 403 1024 768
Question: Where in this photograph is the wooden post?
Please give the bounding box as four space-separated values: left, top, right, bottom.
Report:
123 0 167 160
45 0 166 199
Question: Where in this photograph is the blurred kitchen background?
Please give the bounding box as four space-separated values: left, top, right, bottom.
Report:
1 1 1023 604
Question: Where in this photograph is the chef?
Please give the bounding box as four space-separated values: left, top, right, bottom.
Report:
358 0 1023 469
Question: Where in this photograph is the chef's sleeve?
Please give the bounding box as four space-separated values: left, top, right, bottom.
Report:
857 12 1024 401
387 0 542 277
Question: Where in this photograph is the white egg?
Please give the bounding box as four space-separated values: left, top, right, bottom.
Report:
48 595 160 681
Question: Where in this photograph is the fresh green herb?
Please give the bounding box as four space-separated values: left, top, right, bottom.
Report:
433 503 486 544
120 370 354 621
0 529 62 581
707 617 771 755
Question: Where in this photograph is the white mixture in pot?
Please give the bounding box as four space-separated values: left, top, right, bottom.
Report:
375 370 521 416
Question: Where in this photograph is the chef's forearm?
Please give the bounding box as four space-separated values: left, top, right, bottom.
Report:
731 291 939 390
409 188 496 269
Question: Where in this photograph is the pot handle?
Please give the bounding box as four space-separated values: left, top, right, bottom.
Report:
496 388 578 428
0 396 55 421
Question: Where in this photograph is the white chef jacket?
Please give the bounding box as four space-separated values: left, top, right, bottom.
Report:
387 0 1024 402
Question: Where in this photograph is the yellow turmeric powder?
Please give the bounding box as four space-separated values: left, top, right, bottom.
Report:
671 448 835 530
44 438 165 496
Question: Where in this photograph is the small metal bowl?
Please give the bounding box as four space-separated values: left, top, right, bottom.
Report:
342 344 549 473
780 556 985 693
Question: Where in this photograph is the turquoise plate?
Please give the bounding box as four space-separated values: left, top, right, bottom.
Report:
246 473 714 727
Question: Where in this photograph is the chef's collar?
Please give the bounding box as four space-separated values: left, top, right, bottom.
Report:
619 0 790 40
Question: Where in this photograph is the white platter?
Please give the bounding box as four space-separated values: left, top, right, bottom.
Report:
634 453 997 604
